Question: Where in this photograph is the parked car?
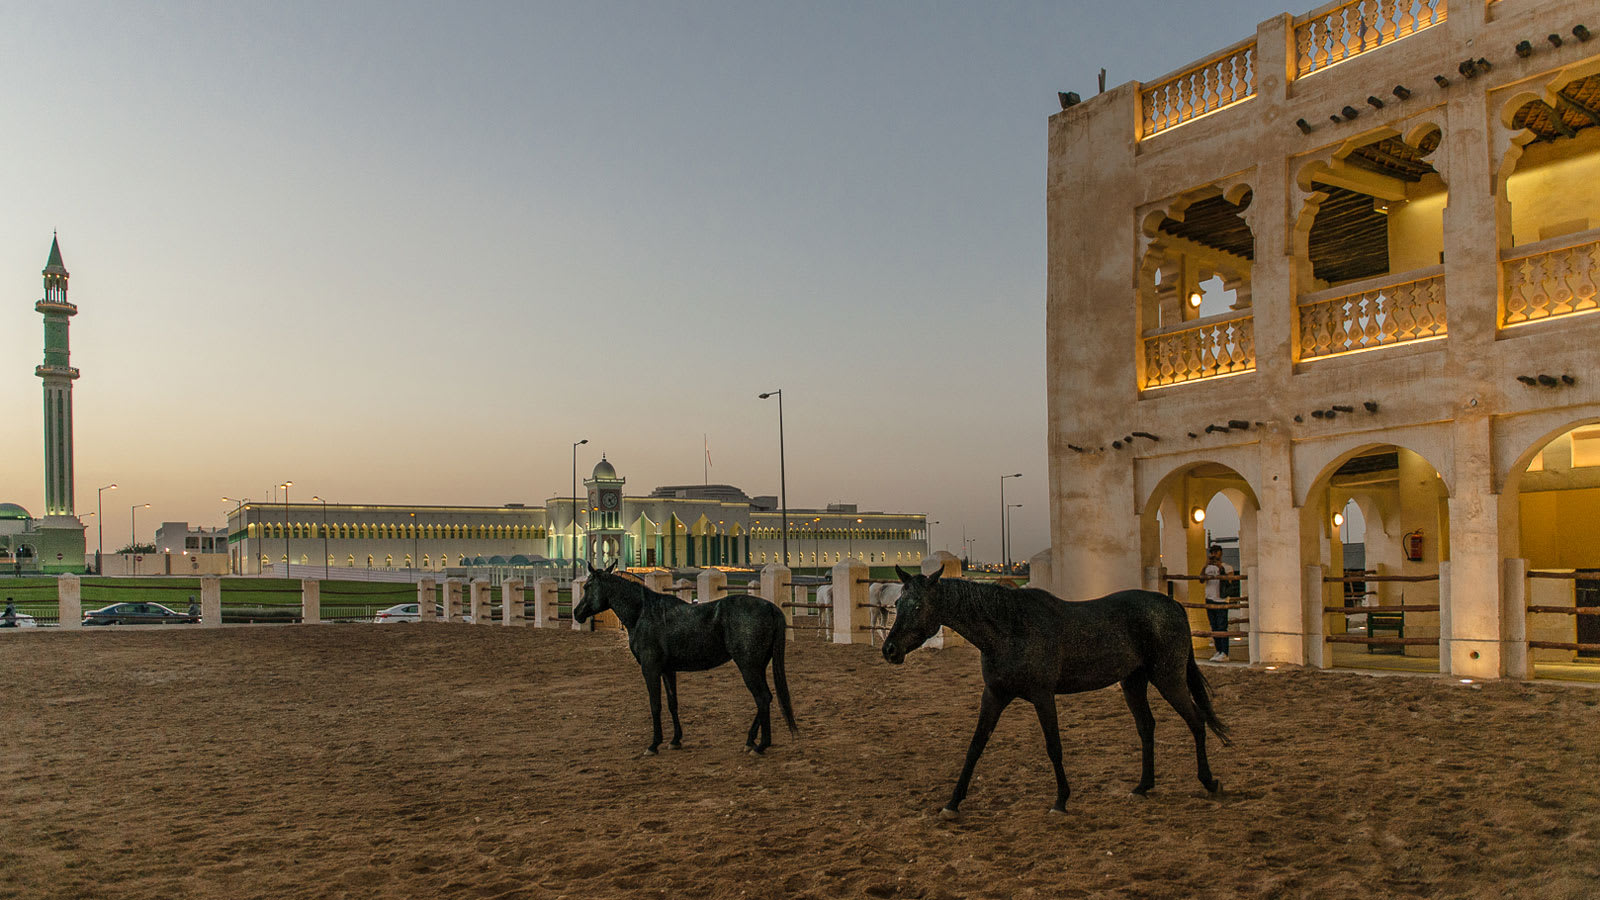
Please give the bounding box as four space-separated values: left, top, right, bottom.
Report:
0 612 37 628
373 603 469 623
82 602 199 626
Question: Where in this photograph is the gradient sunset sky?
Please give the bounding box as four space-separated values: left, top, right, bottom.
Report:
1 1 1286 560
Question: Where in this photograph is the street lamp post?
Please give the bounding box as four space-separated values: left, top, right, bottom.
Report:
312 496 330 580
812 517 821 572
1006 504 1023 572
849 517 862 562
280 480 294 577
129 502 149 575
1000 472 1022 573
409 512 418 578
96 483 117 574
571 439 588 580
757 391 788 568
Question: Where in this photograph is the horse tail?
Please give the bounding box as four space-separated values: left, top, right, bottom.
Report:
770 624 799 736
1185 655 1231 746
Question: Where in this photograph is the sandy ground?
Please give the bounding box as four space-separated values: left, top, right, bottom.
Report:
3 625 1599 900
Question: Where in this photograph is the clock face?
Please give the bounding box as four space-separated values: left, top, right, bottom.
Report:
601 492 619 510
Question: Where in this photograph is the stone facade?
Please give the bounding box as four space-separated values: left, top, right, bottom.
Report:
1047 0 1600 678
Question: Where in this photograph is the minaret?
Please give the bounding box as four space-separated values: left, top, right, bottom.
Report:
36 234 80 519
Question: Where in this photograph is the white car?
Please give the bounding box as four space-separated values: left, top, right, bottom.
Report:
373 603 471 624
1 612 37 628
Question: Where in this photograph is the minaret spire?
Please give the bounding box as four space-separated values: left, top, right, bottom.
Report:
36 234 80 518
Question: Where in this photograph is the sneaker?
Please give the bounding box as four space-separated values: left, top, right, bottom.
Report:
1209 653 1230 663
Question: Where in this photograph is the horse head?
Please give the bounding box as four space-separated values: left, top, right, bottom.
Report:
881 565 942 664
573 560 619 623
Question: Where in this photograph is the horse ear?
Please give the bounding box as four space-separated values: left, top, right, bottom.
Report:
926 569 942 587
605 560 617 573
895 565 912 584
586 561 598 575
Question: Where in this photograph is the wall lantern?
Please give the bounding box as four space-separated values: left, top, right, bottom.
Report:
1332 511 1345 528
1188 291 1204 309
1190 507 1206 524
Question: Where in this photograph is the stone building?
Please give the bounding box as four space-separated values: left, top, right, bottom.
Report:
228 456 929 577
1045 0 1599 678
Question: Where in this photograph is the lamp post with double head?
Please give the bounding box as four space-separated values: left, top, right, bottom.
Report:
571 439 588 580
312 496 330 580
757 391 788 568
96 483 117 574
1000 472 1021 573
280 480 293 577
129 502 149 575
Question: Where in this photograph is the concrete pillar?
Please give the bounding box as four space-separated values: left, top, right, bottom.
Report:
642 571 672 596
417 577 437 623
1438 562 1452 674
1245 566 1261 665
1256 429 1306 665
697 569 727 604
759 563 793 639
201 576 222 628
532 577 557 628
470 578 492 624
672 579 695 603
1028 547 1054 596
501 578 525 626
442 578 463 624
570 575 589 630
1304 564 1330 668
1445 416 1505 679
301 579 321 625
1502 559 1530 679
57 574 81 629
831 558 870 644
921 550 966 648
1141 565 1167 593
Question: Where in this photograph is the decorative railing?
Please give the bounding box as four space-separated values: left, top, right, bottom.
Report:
1142 311 1256 388
1294 0 1448 78
1297 267 1446 360
1140 38 1257 139
1502 231 1600 328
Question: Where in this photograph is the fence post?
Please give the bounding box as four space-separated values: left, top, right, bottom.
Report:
1245 566 1261 665
532 577 556 628
642 571 672 595
571 575 589 630
201 576 222 628
1304 564 1329 668
57 574 81 629
759 563 793 640
1502 558 1529 679
922 551 966 648
673 579 695 603
442 578 464 623
831 558 869 644
301 579 321 625
1142 565 1167 593
417 577 437 623
501 578 525 626
470 578 492 624
697 569 727 603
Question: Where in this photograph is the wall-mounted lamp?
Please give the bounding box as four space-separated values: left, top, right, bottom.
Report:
1188 291 1203 309
1333 511 1345 528
1191 507 1206 525
1374 198 1393 214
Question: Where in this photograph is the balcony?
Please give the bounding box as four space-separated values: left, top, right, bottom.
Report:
1139 38 1257 139
1501 230 1600 329
1141 310 1255 389
1297 266 1445 361
1293 0 1448 79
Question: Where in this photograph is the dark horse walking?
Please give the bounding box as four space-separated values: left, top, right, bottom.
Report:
881 567 1229 817
574 562 797 755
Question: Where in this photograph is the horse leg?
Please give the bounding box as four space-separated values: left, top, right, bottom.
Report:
1151 668 1220 793
663 671 684 749
943 687 1011 818
642 666 664 756
1120 672 1156 796
737 660 774 754
1027 692 1070 813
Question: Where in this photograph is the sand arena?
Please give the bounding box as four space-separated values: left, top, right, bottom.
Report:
4 625 1599 899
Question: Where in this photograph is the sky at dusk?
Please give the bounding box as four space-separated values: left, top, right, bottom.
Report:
1 1 1288 560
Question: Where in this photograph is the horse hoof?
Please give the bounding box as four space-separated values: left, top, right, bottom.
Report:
642 748 659 757
1207 779 1223 796
938 807 961 821
1128 790 1150 801
669 742 682 750
1048 806 1067 816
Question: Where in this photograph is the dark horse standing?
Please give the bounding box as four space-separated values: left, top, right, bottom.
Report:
574 563 797 755
881 567 1229 817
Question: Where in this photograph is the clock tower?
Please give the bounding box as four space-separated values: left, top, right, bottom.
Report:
583 455 626 566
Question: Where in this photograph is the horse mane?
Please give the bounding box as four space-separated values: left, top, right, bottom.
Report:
933 578 1057 633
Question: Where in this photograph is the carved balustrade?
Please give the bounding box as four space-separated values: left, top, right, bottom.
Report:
1502 231 1600 328
1294 0 1448 78
1297 266 1446 360
1141 311 1256 388
1140 38 1257 139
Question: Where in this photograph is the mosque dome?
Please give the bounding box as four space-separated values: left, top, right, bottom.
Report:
592 456 617 480
0 503 31 521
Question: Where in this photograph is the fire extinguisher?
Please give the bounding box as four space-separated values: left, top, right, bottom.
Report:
1404 530 1424 562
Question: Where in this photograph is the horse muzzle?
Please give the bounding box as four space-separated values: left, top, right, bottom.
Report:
882 644 906 665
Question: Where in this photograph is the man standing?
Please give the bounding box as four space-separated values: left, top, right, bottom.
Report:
1202 545 1231 662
